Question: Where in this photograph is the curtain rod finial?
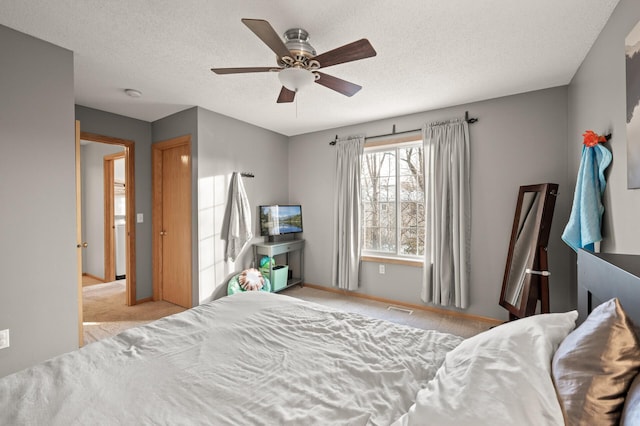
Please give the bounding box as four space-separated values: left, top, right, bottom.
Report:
465 111 478 124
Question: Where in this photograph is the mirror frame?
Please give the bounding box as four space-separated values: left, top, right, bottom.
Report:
499 183 558 319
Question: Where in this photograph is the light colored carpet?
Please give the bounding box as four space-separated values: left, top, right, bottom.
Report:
82 275 104 287
281 286 493 338
82 280 185 344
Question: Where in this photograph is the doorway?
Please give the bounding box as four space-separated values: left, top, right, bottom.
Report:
79 131 136 306
152 135 192 308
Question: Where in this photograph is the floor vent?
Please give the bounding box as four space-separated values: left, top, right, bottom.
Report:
387 305 413 315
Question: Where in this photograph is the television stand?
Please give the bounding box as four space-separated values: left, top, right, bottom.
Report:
265 234 297 243
253 239 305 293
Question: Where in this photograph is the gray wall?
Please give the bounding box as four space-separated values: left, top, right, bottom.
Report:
567 0 640 306
568 0 640 253
75 106 154 299
289 87 571 320
196 107 289 303
0 25 77 377
151 107 289 304
80 143 125 278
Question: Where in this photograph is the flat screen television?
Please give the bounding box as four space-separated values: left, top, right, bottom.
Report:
259 205 303 236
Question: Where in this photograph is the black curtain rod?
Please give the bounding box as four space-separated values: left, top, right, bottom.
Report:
329 111 478 145
239 172 254 178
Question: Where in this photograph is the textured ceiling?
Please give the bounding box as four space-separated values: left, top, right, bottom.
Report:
0 0 620 136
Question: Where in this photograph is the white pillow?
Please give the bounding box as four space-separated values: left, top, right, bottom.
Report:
392 311 578 426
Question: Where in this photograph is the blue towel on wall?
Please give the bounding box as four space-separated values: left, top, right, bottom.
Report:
562 144 612 252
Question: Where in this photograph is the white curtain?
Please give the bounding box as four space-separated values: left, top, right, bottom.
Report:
422 119 471 308
332 136 365 290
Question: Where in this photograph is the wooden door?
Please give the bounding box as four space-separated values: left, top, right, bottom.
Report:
75 121 84 347
153 136 192 308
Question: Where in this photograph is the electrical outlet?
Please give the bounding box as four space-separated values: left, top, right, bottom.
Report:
379 264 385 274
0 329 9 350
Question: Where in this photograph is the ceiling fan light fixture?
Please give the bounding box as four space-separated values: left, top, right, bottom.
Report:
278 68 315 92
211 19 377 103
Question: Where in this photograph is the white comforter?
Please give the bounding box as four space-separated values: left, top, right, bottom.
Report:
0 291 462 425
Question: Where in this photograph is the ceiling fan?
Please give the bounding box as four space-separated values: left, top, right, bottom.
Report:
211 19 377 103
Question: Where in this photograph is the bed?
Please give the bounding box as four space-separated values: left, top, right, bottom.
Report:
1 250 640 425
0 291 461 425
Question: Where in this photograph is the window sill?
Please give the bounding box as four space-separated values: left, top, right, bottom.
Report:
361 255 423 268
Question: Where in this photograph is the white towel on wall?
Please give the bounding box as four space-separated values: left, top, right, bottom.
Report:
225 172 252 262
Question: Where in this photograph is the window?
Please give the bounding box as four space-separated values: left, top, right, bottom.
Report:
361 139 425 258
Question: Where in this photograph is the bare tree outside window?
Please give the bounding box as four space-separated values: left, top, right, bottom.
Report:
361 142 424 257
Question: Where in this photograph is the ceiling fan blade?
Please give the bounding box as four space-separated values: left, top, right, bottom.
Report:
314 72 362 97
211 67 276 75
312 39 376 69
242 18 291 59
277 86 296 103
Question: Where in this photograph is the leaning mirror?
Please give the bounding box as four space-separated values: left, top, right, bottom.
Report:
499 183 558 320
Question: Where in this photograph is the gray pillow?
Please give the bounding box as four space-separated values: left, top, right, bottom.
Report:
552 298 640 425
